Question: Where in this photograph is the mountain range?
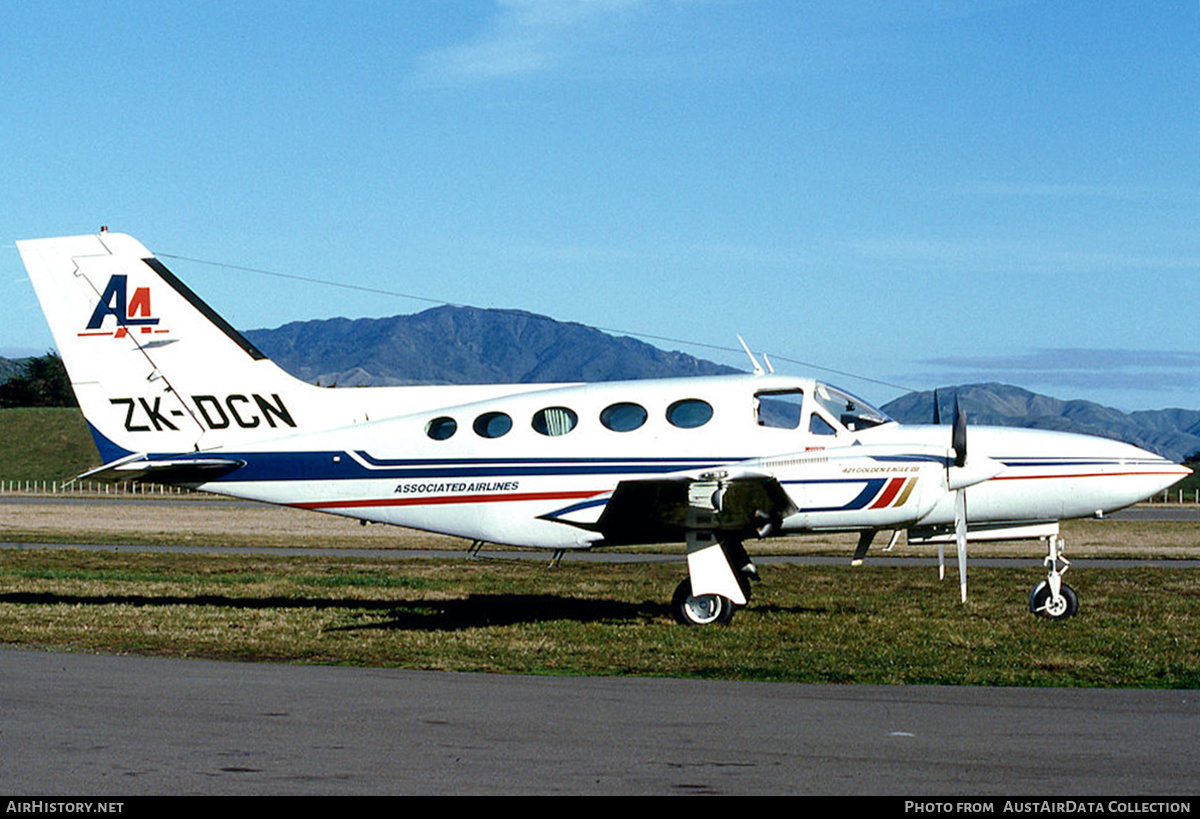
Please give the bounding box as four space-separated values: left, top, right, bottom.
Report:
242 305 740 386
5 305 1197 462
879 384 1200 464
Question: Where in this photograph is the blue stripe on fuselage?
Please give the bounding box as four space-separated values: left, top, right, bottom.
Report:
781 478 887 513
155 451 739 483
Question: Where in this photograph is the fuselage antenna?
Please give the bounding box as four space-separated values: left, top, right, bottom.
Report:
737 335 764 375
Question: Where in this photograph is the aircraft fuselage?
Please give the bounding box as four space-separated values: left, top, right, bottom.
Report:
169 374 1185 550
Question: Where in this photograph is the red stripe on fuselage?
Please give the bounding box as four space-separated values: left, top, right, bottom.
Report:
870 477 906 509
992 471 1186 481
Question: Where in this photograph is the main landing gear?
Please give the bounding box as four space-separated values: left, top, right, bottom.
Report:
672 539 757 626
1029 534 1078 620
671 578 737 626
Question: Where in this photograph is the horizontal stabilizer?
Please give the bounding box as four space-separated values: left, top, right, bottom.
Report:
77 456 246 485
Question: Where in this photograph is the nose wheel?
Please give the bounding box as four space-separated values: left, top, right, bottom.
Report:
1030 580 1079 619
1030 535 1079 619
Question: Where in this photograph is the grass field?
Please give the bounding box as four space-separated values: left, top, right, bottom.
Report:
0 407 99 482
2 497 1199 687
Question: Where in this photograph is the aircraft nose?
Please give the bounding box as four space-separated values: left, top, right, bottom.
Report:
977 427 1190 516
1117 440 1191 501
1152 456 1192 493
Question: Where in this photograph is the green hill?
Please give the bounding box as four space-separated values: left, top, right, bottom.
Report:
0 407 100 482
0 356 27 382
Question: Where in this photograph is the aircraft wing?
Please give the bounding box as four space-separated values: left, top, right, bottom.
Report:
590 471 797 546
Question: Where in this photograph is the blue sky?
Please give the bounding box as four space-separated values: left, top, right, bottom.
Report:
3 1 1198 412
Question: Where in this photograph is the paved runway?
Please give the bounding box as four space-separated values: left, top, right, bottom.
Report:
2 647 1198 796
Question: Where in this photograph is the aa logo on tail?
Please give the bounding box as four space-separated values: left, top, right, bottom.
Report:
78 275 170 339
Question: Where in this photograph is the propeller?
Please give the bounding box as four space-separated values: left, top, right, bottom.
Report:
946 396 969 602
935 390 1008 601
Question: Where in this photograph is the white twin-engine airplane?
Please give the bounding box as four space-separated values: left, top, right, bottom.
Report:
16 232 1191 625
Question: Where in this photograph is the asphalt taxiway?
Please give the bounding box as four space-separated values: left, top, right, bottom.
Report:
2 647 1198 796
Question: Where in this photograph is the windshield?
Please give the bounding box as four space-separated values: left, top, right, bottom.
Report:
814 383 892 431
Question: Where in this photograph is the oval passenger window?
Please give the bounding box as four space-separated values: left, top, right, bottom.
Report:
666 399 713 429
473 411 513 439
532 406 578 436
426 416 457 440
600 402 648 432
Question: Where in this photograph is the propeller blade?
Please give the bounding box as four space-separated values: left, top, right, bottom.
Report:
952 395 967 468
933 388 941 425
954 487 968 603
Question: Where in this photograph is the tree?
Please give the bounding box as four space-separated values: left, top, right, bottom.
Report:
0 352 77 408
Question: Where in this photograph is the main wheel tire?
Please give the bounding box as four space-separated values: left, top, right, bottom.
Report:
1029 581 1079 620
671 578 736 626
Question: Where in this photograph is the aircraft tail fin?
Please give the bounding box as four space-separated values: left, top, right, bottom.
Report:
16 232 320 460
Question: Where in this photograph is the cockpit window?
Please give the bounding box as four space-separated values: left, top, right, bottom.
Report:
813 383 891 431
809 413 837 436
755 389 803 429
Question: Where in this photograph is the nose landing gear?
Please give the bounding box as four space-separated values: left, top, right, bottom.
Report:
1030 535 1078 619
